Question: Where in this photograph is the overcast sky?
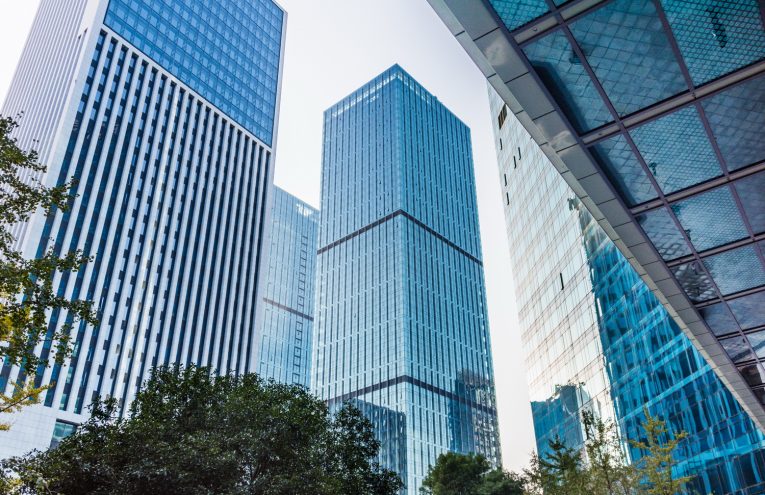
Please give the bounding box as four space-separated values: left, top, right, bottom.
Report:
0 0 536 470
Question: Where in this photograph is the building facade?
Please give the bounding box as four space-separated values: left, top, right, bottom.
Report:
0 0 285 457
490 88 765 494
313 65 501 494
428 0 765 431
256 186 318 388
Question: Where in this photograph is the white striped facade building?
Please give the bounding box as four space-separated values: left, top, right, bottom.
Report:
0 0 286 457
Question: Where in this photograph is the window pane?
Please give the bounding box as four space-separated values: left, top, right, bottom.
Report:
660 0 765 86
569 0 687 116
629 106 722 194
523 30 613 133
590 134 657 206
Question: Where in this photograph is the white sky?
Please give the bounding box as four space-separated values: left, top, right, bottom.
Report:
0 0 536 470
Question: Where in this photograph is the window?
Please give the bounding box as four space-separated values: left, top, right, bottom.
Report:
497 105 508 129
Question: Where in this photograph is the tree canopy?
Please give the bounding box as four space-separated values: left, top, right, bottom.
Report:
1 366 402 495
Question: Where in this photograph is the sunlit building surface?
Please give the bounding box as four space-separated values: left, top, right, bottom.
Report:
490 87 765 494
0 0 285 457
256 186 318 388
313 65 501 494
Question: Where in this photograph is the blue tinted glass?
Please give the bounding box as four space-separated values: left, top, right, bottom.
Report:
636 207 691 261
702 74 765 171
721 336 755 363
568 0 687 116
747 330 765 359
590 134 657 206
702 245 765 296
660 0 765 86
670 187 748 252
699 302 740 336
523 30 613 133
728 291 765 331
105 0 283 145
629 106 722 194
489 0 549 30
671 260 717 302
734 171 765 235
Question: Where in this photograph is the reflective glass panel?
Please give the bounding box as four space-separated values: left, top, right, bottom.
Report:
670 186 748 252
734 171 765 235
629 106 722 194
489 0 549 31
568 0 687 116
702 74 765 171
523 30 614 133
636 207 691 261
721 336 755 363
747 330 765 359
739 363 765 387
702 245 765 296
671 260 717 302
699 302 740 336
728 291 765 331
590 134 657 206
660 0 765 86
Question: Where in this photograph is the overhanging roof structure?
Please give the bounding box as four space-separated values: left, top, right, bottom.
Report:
427 0 765 429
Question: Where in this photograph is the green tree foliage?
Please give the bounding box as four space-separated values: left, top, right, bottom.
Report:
420 452 523 495
1 366 402 495
630 407 692 495
0 116 96 428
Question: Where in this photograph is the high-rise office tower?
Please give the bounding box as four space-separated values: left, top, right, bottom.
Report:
0 0 285 457
256 186 318 388
428 0 765 431
489 88 765 493
313 65 500 494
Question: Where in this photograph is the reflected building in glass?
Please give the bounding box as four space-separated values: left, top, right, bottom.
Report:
256 186 318 388
0 0 285 457
490 87 765 494
313 65 501 494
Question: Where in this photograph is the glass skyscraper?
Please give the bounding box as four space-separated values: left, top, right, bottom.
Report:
490 87 765 494
256 186 318 388
313 65 501 494
0 0 284 457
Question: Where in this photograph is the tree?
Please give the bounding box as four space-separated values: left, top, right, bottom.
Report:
630 407 692 495
1 366 402 494
582 410 637 495
0 116 96 428
524 437 588 495
420 452 524 495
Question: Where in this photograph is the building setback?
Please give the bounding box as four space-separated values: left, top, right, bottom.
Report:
313 65 501 494
427 0 765 429
490 87 765 494
0 0 285 457
256 186 318 388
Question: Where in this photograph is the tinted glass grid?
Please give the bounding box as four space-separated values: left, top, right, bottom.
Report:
702 245 765 296
734 170 765 235
105 0 283 146
488 0 549 31
568 0 687 116
590 134 657 206
629 106 722 194
315 66 500 494
701 73 765 171
670 186 748 253
489 90 765 494
636 207 690 261
522 30 614 133
257 187 319 388
660 0 765 86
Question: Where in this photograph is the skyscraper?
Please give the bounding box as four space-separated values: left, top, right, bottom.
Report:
256 186 318 388
313 65 500 494
0 0 285 457
489 87 765 494
428 0 765 431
